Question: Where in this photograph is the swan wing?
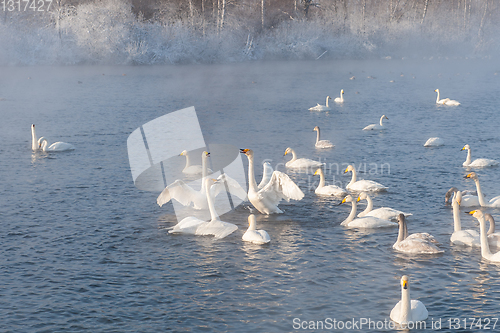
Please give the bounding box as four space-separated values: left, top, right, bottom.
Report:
259 171 304 203
195 220 238 239
169 216 205 234
157 180 198 207
424 137 444 147
365 207 412 221
242 229 271 244
347 180 387 192
48 141 75 151
470 158 499 167
212 174 248 201
346 216 396 228
451 230 480 247
445 99 460 106
394 238 443 254
406 232 440 244
287 158 324 168
316 185 347 197
362 124 376 131
410 300 428 322
258 162 274 189
315 140 335 149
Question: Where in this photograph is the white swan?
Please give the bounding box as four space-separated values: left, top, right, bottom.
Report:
334 89 344 103
31 124 40 151
241 149 304 214
180 150 212 175
157 151 247 210
344 165 388 192
362 115 388 131
284 147 324 169
242 214 271 244
393 214 443 254
38 137 75 152
309 96 331 111
356 192 412 220
258 161 274 189
435 89 460 106
313 168 347 197
464 172 500 207
444 187 480 207
461 144 499 167
424 137 444 147
340 195 396 228
194 178 239 239
468 210 500 263
390 275 428 325
313 126 335 149
485 213 500 248
450 191 480 247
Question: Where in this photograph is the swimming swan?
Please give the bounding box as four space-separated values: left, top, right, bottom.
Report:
468 210 500 263
340 195 396 228
435 89 460 106
157 151 247 210
313 168 347 197
240 148 304 214
313 126 335 149
344 165 388 192
461 144 499 167
284 147 324 169
242 214 271 244
445 187 479 207
38 137 75 152
356 192 412 220
362 115 388 131
393 214 443 254
180 150 212 175
464 172 500 207
334 89 344 103
450 191 480 247
424 137 444 147
309 96 331 111
390 275 428 325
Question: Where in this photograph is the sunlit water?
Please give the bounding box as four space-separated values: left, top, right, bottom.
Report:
1 59 500 332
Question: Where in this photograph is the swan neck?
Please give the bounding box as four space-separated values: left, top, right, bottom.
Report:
325 96 329 107
247 155 258 192
359 196 373 216
339 90 343 101
401 286 412 323
342 200 357 225
452 200 462 232
479 216 492 258
248 220 256 231
465 149 471 165
316 128 320 144
348 168 357 186
379 116 384 126
201 155 208 190
487 215 495 235
205 182 219 221
317 169 325 188
289 149 297 163
396 220 406 244
436 90 440 103
41 140 48 152
31 126 38 151
184 153 191 169
473 178 487 206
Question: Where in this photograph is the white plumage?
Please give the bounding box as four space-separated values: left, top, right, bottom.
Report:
344 165 387 192
242 214 271 244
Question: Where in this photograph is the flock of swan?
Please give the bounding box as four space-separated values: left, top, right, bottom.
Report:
30 81 497 324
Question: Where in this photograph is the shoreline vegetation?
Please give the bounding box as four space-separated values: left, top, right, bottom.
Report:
1 0 499 65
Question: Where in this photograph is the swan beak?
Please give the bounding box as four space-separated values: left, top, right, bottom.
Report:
464 173 472 179
461 147 465 151
356 196 361 202
239 149 249 154
206 152 210 157
341 197 347 204
403 280 408 289
344 167 349 173
284 151 288 156
313 170 319 176
467 210 477 215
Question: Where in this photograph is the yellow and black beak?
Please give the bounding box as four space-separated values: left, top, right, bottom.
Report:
467 210 477 215
464 173 472 179
344 167 349 173
239 149 249 154
341 197 347 204
357 196 361 202
314 170 319 176
403 280 408 290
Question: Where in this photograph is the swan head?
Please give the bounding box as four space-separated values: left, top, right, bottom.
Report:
357 192 368 202
240 148 253 158
382 115 388 120
31 124 35 130
461 144 470 151
341 195 353 204
179 150 188 156
205 177 218 188
401 275 409 290
313 168 322 176
445 187 459 203
468 210 484 219
434 89 439 93
313 126 319 132
464 172 477 180
284 147 293 156
455 191 462 205
344 165 354 174
327 96 331 100
397 213 406 225
341 89 344 94
38 137 47 148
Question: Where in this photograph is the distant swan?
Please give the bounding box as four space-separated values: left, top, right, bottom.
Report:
340 195 396 228
363 115 388 131
344 164 388 192
390 275 428 325
356 192 412 220
450 191 480 247
180 150 212 175
435 89 460 106
242 214 271 244
241 149 304 214
334 89 344 103
461 144 499 167
284 147 324 169
468 210 500 263
313 168 347 197
444 187 479 207
464 172 500 207
424 137 444 147
309 96 331 111
38 137 75 152
313 126 335 149
393 214 443 254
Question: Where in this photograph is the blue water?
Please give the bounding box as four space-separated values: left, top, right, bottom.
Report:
1 59 500 332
